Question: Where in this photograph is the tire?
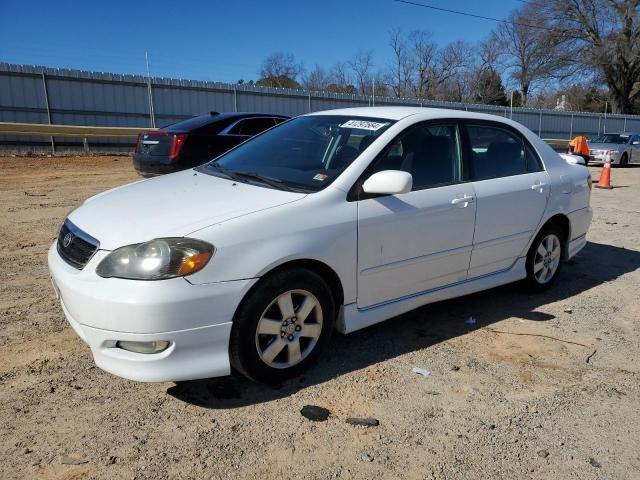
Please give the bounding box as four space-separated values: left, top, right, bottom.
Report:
229 268 335 384
620 153 628 167
525 225 565 292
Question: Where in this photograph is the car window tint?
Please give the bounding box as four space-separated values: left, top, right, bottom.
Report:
273 117 287 125
525 143 544 172
370 123 460 191
229 118 276 136
467 125 528 180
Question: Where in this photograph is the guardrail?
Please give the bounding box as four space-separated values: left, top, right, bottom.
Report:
0 122 155 137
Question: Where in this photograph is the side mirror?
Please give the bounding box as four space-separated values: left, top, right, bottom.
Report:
362 170 413 195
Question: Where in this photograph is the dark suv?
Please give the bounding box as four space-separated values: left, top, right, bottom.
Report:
133 112 288 176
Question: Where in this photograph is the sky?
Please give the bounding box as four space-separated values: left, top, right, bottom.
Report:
0 0 526 84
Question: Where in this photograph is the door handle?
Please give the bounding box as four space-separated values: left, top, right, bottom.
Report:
451 195 475 205
531 182 547 191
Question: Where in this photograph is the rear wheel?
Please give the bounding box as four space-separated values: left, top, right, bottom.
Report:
229 268 335 384
525 226 565 292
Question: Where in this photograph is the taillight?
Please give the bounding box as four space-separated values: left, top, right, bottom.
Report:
169 134 187 160
134 133 142 153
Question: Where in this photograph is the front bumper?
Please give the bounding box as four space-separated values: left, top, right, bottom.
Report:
48 242 258 382
589 151 622 164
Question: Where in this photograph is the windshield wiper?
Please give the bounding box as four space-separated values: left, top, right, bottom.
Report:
207 164 308 192
208 162 242 181
234 171 298 192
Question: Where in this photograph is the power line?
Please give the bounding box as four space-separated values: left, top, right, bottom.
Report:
393 0 556 32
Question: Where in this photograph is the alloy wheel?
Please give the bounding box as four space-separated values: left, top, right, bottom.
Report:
254 289 323 369
533 234 561 284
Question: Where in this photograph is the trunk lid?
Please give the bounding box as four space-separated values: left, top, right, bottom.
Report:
136 131 182 157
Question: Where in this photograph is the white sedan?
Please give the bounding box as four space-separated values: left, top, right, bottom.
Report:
48 107 593 384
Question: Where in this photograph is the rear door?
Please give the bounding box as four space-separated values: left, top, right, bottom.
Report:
463 122 549 278
356 121 477 308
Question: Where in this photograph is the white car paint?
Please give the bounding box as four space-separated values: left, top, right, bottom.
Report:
48 106 593 382
362 169 412 195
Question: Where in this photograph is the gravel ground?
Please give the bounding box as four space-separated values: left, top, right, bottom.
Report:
1 155 639 480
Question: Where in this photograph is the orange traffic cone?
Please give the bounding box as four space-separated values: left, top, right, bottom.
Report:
595 150 613 189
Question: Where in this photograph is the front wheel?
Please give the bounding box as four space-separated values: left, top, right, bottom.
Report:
525 226 565 292
229 268 335 384
620 153 629 167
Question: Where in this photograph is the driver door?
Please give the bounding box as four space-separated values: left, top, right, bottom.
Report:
356 122 477 308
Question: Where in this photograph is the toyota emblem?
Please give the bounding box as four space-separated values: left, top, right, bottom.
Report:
63 232 75 248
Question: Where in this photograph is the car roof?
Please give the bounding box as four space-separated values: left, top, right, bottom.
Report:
208 112 288 121
162 112 289 132
306 106 512 123
595 132 636 136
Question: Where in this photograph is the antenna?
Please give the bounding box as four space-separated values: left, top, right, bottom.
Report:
145 51 156 128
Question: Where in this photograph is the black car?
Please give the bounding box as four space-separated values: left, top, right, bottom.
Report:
133 112 288 176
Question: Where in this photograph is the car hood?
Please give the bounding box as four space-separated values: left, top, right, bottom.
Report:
68 169 306 250
589 143 625 151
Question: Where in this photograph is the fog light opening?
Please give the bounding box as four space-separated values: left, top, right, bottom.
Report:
116 340 170 354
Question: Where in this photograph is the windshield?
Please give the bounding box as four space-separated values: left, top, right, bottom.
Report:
200 115 394 192
591 134 629 144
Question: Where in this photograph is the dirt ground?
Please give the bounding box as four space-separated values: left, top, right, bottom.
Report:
1 155 639 480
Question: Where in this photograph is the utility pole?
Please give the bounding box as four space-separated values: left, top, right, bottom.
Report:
603 101 607 134
509 91 513 119
145 51 156 128
372 77 376 107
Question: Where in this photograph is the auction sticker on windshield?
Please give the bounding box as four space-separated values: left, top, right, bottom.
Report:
340 120 389 131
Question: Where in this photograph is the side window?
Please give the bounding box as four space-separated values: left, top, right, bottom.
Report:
467 125 529 180
525 143 544 172
228 118 275 136
273 117 287 125
369 123 460 191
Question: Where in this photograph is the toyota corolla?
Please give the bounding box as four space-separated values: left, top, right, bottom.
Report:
48 107 593 384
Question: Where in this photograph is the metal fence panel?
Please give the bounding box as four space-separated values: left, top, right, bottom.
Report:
2 62 640 154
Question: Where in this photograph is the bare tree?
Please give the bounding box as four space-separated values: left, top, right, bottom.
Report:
494 4 571 105
477 37 502 72
302 64 330 91
408 32 470 100
542 0 640 113
388 28 414 97
326 62 357 94
348 51 374 95
408 30 438 98
258 52 303 88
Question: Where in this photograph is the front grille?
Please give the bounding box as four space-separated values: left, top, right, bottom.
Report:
57 219 100 270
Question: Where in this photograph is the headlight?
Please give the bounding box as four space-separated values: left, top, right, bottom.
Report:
96 238 214 280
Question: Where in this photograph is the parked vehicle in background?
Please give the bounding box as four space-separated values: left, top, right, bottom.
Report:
132 112 288 176
49 107 592 384
588 132 640 166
